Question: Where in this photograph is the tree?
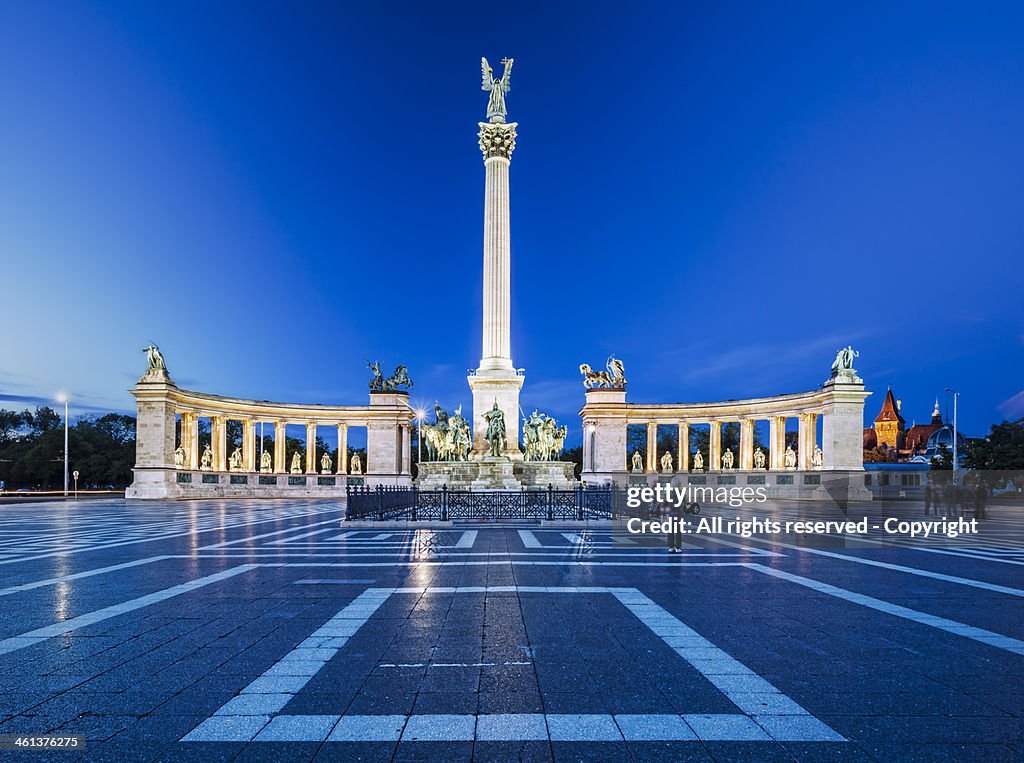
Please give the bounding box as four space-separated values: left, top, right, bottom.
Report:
28 406 62 434
930 442 953 471
965 418 1024 471
560 445 582 478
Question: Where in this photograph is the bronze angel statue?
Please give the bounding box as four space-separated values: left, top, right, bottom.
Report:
481 57 513 123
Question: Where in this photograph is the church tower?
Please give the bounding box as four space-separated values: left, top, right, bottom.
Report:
873 387 906 449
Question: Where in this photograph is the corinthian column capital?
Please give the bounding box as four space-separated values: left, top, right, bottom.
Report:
478 122 517 161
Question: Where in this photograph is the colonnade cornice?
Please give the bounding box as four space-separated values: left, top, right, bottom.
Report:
131 383 413 425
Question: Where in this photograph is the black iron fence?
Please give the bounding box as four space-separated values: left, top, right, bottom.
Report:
345 484 627 522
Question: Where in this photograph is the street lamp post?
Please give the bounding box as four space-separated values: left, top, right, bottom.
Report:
57 393 68 497
945 388 959 475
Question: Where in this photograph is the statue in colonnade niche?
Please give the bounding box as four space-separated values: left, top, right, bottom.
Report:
721 449 734 470
174 446 186 468
660 451 673 473
692 450 704 472
753 447 766 470
631 450 643 472
350 453 362 475
200 445 212 470
784 446 797 469
228 448 243 471
321 452 332 474
290 452 302 474
812 446 823 468
260 450 272 473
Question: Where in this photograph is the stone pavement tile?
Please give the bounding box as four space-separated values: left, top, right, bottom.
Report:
781 742 877 762
857 742 1020 762
213 692 293 716
476 713 548 741
392 740 474 762
700 741 801 761
312 741 396 762
754 714 846 742
412 690 478 714
344 690 417 715
154 742 246 761
181 714 270 742
624 741 716 762
401 713 476 741
683 714 772 741
477 690 544 714
327 714 406 742
472 740 553 762
550 741 631 762
233 741 321 762
252 713 338 742
615 713 696 741
547 713 622 742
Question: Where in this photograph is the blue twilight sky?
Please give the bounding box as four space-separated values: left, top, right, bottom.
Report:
1 1 1022 445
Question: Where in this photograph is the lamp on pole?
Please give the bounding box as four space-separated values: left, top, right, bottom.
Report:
56 393 68 497
415 409 426 465
944 387 959 474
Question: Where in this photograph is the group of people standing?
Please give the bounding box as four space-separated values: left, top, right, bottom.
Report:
924 482 987 519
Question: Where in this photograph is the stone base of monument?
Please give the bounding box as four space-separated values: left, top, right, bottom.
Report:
417 459 577 490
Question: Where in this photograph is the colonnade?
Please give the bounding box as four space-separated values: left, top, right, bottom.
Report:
634 412 821 473
176 413 362 475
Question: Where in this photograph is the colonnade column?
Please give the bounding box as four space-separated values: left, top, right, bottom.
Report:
274 422 287 474
213 416 227 471
769 416 785 470
188 414 200 469
739 419 754 470
797 414 811 470
337 424 348 475
677 423 689 472
305 423 316 474
243 419 256 472
646 423 657 472
709 421 722 471
401 423 411 475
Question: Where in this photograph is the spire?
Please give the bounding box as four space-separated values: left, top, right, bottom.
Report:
931 397 942 425
874 388 905 425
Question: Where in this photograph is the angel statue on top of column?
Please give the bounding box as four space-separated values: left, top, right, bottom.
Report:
481 57 513 123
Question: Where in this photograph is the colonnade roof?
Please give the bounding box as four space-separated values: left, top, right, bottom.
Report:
132 381 414 426
581 383 870 424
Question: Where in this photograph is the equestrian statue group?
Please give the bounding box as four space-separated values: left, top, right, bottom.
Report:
420 403 474 462
521 410 567 462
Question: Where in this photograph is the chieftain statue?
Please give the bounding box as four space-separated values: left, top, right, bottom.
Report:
481 57 513 123
521 410 568 462
483 400 507 457
580 356 627 389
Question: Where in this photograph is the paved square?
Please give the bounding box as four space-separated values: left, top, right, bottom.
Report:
0 497 1021 761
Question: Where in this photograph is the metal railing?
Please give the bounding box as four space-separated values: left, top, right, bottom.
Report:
345 484 625 522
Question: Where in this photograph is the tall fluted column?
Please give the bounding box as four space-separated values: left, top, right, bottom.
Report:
469 121 524 458
478 122 517 371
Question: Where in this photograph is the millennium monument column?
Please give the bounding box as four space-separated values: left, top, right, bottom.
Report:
469 56 524 458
